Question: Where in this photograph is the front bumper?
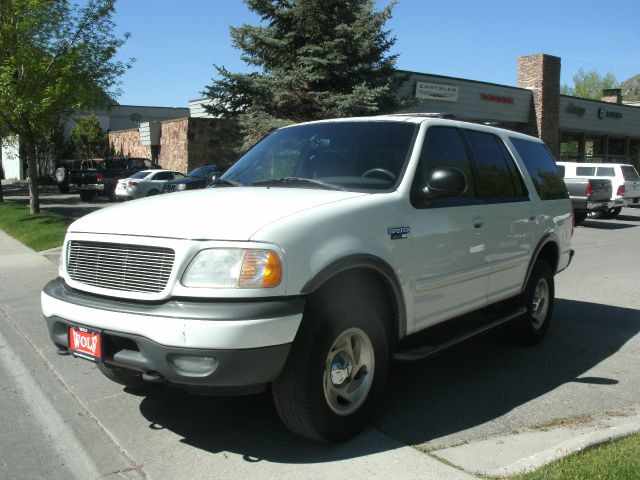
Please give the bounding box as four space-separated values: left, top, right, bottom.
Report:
42 278 304 391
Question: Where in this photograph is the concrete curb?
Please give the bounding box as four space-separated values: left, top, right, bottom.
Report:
489 418 640 477
39 246 62 265
432 411 640 477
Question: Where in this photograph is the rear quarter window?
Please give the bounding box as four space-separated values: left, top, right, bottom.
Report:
509 137 568 200
621 166 640 181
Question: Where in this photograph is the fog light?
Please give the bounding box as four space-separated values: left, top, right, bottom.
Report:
170 355 218 375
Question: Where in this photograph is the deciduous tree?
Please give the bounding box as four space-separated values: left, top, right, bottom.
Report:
561 67 618 100
0 0 131 213
70 114 107 159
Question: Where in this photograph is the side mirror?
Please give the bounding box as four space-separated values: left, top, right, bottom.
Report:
422 167 467 199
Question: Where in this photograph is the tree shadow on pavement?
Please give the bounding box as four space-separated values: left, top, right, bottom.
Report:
136 299 640 463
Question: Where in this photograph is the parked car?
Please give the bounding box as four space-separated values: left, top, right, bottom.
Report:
115 170 187 200
557 162 640 218
43 115 573 443
162 164 223 193
557 165 613 224
69 157 156 201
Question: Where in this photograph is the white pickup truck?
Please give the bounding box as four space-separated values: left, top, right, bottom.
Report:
42 115 574 442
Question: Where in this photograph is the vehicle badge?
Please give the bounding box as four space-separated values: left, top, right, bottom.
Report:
387 226 410 240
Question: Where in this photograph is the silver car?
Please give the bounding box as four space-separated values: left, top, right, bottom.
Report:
115 169 186 200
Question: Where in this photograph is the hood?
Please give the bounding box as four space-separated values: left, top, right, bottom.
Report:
69 187 366 241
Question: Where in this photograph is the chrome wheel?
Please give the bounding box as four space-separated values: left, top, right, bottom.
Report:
323 327 375 416
531 278 549 329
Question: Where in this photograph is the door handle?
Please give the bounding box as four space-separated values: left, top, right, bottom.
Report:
471 216 486 229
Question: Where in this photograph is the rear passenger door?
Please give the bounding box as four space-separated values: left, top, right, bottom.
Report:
462 129 534 303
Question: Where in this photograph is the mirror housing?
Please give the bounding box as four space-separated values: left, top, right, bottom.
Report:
422 167 467 199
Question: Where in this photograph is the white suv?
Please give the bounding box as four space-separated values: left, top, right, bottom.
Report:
42 115 574 442
557 161 640 218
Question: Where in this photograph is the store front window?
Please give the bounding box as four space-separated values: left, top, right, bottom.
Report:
586 137 604 162
560 133 579 161
630 139 640 170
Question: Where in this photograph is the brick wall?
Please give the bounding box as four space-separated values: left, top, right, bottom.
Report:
108 118 237 174
517 54 561 158
108 128 151 158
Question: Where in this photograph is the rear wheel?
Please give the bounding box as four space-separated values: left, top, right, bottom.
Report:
97 362 149 390
574 212 587 224
272 289 389 443
602 207 622 219
507 261 554 345
79 191 96 202
146 189 159 197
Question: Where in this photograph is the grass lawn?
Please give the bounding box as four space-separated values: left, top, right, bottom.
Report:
0 200 70 251
511 433 640 480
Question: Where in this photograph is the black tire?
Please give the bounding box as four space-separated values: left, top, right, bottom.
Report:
272 289 390 443
97 362 150 389
79 191 96 202
507 261 554 345
107 186 118 202
574 212 587 224
601 207 622 219
146 189 159 197
58 184 70 194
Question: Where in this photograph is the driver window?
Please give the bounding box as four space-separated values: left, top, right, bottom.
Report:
415 127 476 198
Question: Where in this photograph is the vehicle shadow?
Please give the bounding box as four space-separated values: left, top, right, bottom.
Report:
136 299 639 463
579 220 637 230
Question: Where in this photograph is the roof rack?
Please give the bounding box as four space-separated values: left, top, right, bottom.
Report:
391 112 458 120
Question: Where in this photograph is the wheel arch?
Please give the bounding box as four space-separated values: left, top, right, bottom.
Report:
521 234 560 293
301 254 407 341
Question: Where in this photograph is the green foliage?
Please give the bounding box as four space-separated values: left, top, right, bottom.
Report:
620 74 640 101
561 67 618 99
0 0 132 212
0 200 70 251
70 114 107 158
513 433 640 480
204 0 404 151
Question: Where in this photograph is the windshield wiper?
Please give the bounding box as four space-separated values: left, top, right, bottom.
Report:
252 177 345 191
211 178 242 187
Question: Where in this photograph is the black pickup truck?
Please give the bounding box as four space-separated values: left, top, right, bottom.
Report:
563 177 613 224
69 157 155 201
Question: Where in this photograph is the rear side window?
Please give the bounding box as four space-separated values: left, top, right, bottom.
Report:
509 137 568 200
596 167 615 177
621 166 640 181
557 164 565 177
576 166 596 176
464 130 527 202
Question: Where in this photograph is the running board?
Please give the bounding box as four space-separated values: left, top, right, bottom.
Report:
393 307 527 362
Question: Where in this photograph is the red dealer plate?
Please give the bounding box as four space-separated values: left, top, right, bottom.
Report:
68 326 102 362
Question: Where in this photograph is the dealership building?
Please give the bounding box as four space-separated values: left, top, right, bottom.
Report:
396 53 640 169
2 53 638 181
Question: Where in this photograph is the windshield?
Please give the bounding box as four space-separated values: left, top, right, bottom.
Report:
221 121 417 191
189 166 216 177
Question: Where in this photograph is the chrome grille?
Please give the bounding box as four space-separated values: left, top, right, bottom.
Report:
67 241 175 293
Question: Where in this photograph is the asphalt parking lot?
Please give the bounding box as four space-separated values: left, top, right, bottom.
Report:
1 186 639 478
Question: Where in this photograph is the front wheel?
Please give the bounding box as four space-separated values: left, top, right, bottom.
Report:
506 260 554 345
272 292 389 443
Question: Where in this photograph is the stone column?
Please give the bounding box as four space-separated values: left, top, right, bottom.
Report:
517 54 561 159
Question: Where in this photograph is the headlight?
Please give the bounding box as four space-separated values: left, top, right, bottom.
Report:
177 184 187 191
182 248 282 288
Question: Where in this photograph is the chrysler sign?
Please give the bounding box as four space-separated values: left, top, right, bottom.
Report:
415 82 459 102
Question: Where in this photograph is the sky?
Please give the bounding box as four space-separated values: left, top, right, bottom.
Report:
111 0 640 108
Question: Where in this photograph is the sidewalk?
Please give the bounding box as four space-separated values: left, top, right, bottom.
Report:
2 228 640 478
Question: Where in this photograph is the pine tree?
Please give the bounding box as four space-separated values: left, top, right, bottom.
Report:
204 0 403 150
